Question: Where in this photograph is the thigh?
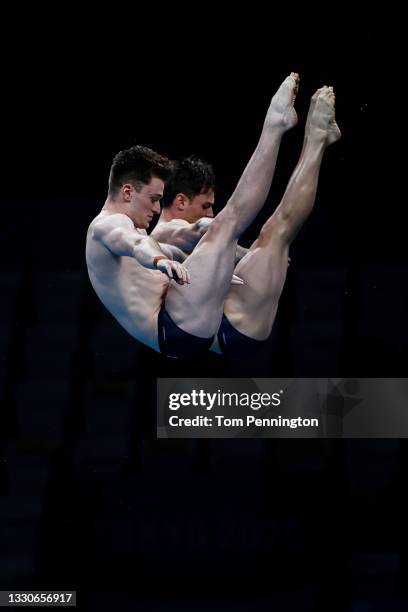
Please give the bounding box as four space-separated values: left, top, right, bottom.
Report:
165 229 238 338
223 241 290 339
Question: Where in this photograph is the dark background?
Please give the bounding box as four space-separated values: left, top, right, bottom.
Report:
0 16 407 611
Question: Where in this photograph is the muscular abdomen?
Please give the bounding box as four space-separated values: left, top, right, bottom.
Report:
86 240 169 352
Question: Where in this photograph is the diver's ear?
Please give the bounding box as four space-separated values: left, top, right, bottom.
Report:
175 193 189 211
122 183 133 202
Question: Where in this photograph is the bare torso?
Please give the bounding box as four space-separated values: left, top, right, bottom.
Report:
86 211 169 351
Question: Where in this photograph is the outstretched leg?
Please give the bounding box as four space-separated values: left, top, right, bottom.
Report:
220 86 341 343
165 74 299 338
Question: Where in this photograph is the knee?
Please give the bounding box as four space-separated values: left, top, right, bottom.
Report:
257 218 288 247
206 209 239 242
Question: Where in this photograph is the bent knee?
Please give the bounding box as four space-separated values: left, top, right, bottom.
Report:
204 209 240 242
257 219 289 248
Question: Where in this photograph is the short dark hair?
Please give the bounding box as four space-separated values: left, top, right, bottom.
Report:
108 145 171 197
162 156 215 208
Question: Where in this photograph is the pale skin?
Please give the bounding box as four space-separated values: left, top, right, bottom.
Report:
86 74 326 353
221 86 341 341
152 215 249 263
152 85 341 345
153 202 247 274
151 170 250 262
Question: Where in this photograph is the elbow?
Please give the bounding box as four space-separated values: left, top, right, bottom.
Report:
196 217 213 233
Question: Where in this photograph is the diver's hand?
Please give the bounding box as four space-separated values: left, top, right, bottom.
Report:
154 257 190 285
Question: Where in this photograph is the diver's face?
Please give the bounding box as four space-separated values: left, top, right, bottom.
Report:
125 177 164 228
184 189 215 223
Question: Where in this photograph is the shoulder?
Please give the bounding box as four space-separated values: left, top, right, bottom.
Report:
163 219 190 227
89 212 134 238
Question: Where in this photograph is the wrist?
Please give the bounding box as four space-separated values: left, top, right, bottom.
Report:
153 255 167 269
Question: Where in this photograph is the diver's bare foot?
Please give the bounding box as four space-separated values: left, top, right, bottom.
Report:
265 72 299 130
305 87 324 131
306 86 341 146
